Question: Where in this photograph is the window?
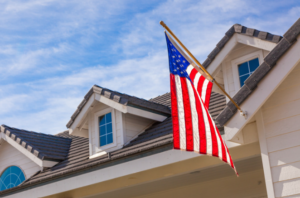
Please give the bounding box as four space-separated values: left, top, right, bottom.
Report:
99 112 113 147
0 166 25 191
238 58 259 86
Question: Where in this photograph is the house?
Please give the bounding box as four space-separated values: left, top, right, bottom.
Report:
0 18 300 198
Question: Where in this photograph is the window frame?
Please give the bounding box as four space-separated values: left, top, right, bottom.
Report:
94 108 117 151
0 165 26 191
231 50 263 91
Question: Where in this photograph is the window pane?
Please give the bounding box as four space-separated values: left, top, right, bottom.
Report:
238 62 249 76
240 74 250 87
0 166 25 191
107 123 112 133
100 136 107 146
106 112 112 123
107 133 113 144
99 115 105 126
249 58 259 72
100 125 106 136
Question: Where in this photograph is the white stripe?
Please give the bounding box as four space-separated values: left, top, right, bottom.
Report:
208 112 222 160
175 75 186 150
186 65 194 75
186 78 200 152
193 73 201 91
201 79 209 104
194 89 212 155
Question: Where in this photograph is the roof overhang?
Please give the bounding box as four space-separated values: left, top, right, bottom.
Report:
207 33 277 76
223 34 300 143
0 131 59 168
69 91 168 134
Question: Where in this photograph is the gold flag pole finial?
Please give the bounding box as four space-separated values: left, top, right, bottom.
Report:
160 21 246 116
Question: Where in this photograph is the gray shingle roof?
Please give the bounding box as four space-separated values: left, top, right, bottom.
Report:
66 85 171 128
216 18 300 126
202 24 283 69
0 125 71 161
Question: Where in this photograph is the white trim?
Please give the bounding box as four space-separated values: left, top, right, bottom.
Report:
221 62 230 103
207 34 237 75
256 110 275 198
95 93 127 113
0 133 59 168
127 106 167 122
69 93 95 132
94 108 117 151
236 34 277 51
3 138 254 198
225 36 300 142
231 50 264 92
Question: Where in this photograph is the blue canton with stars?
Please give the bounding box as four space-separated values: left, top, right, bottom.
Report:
165 33 191 80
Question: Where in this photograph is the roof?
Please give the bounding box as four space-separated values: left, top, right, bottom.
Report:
0 91 225 196
202 24 283 69
216 18 300 126
0 125 71 161
66 85 171 128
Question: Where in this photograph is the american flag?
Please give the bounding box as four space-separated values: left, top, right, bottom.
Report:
165 33 237 175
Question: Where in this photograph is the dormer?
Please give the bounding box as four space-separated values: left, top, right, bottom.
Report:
203 24 282 101
66 85 170 158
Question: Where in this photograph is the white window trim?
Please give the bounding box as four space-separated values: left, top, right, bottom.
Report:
231 50 264 92
93 108 117 152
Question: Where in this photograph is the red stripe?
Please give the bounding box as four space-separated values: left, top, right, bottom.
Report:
170 74 180 149
191 84 207 154
204 81 213 109
180 77 194 151
189 68 198 82
197 76 205 101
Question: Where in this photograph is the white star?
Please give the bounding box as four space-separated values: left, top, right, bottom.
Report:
177 67 179 70
181 71 183 74
180 64 183 67
176 60 180 62
183 60 185 63
178 55 181 58
172 56 175 58
173 63 176 65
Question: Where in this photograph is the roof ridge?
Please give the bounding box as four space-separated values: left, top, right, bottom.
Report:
66 85 171 128
202 23 283 69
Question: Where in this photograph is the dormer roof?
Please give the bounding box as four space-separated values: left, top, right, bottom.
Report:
202 24 283 69
216 18 300 126
66 85 171 128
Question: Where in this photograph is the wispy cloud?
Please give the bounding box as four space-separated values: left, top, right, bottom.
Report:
0 0 299 134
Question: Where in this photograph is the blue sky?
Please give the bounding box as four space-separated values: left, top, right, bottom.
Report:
0 0 299 134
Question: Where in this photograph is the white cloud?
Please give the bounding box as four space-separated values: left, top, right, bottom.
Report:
0 0 299 134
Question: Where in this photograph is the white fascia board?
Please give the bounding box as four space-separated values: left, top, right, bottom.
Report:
206 34 237 75
0 133 58 168
95 93 127 113
225 37 300 143
127 106 167 122
236 34 277 52
4 135 242 198
69 93 96 132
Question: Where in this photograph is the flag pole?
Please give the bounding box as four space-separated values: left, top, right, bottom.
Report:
160 21 245 116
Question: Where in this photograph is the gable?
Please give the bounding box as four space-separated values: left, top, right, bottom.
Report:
0 141 40 182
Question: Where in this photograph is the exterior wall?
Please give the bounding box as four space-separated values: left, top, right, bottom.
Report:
89 102 124 157
122 113 155 145
0 141 40 180
88 101 156 157
222 45 270 99
260 62 300 197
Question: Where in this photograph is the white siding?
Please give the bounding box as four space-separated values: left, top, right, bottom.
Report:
222 45 270 98
122 113 155 144
0 141 40 180
260 62 300 197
